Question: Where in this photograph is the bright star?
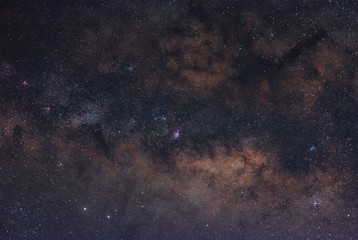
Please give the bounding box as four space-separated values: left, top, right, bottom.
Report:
172 129 180 140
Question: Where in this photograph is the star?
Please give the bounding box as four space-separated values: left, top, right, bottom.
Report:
44 106 51 114
310 145 317 151
172 129 180 140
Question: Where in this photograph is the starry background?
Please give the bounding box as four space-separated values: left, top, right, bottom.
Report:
0 0 358 239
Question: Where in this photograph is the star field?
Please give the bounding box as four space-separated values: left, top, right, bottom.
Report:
0 1 358 239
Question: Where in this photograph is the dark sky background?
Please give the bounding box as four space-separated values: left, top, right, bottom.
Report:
0 0 358 239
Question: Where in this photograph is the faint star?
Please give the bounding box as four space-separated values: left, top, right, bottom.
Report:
57 161 64 168
44 106 51 114
127 65 134 72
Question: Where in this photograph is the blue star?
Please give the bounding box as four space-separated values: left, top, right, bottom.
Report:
172 129 180 140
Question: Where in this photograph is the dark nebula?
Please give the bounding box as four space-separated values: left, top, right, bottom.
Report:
1 1 358 239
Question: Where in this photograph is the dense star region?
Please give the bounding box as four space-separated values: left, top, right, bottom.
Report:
0 1 358 239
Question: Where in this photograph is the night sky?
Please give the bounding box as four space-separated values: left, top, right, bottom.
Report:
1 1 358 239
